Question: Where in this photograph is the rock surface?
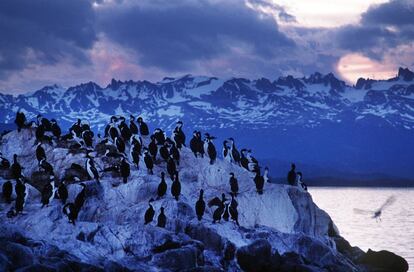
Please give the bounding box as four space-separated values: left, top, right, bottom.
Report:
0 129 409 271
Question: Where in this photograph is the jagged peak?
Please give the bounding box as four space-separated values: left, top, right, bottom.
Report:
67 81 102 92
397 67 414 81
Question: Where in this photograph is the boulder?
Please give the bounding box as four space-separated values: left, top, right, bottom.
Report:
185 224 223 252
152 245 201 271
0 253 11 272
358 249 409 272
236 239 276 272
1 241 35 269
15 264 56 272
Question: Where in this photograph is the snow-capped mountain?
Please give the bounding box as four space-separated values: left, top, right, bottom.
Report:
1 68 414 182
1 67 414 131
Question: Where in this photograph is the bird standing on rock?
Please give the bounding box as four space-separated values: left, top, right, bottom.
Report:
143 149 154 175
15 110 26 132
166 155 176 180
129 115 139 135
229 173 238 196
2 180 13 204
36 143 46 163
171 172 181 201
157 172 167 198
148 136 158 161
228 138 241 165
137 117 149 136
86 155 100 183
11 154 22 180
205 134 217 165
157 207 167 228
144 199 155 224
57 180 68 204
195 189 206 221
254 171 264 195
287 163 296 186
41 176 55 208
120 158 130 184
173 121 185 148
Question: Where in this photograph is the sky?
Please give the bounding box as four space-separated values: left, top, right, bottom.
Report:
0 0 413 94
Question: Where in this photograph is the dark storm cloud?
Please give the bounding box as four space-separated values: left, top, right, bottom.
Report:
98 0 295 71
0 0 96 78
336 0 414 57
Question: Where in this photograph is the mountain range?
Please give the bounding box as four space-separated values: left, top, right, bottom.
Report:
1 67 414 185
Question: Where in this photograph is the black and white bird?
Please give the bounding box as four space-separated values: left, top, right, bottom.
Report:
57 180 68 204
263 167 270 183
229 173 239 196
129 142 140 169
63 203 78 225
190 131 204 158
222 141 231 162
148 136 158 161
129 115 139 135
36 143 46 163
74 183 87 212
85 155 100 182
171 172 181 201
228 138 241 165
41 176 56 208
254 171 264 195
159 142 170 162
229 201 240 226
204 134 217 165
153 128 166 145
39 159 54 175
82 130 94 148
120 158 131 184
115 137 126 154
173 121 186 148
169 142 180 166
240 149 249 170
143 149 154 175
50 119 61 139
137 117 149 136
296 172 307 191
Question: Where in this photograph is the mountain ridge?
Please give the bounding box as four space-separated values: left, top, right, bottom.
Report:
1 67 414 132
1 68 414 182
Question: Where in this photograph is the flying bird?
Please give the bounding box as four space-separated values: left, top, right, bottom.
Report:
353 196 396 222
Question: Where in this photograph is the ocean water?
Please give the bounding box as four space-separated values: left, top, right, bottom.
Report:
310 187 413 270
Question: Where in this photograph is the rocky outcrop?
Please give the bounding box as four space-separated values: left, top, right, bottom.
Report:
358 249 409 272
0 129 409 271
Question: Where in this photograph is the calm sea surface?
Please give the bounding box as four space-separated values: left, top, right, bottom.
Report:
310 187 413 270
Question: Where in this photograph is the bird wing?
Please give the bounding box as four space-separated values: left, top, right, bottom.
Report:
208 197 222 208
379 195 396 211
353 208 374 215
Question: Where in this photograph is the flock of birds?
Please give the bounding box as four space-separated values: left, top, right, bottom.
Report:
0 111 309 228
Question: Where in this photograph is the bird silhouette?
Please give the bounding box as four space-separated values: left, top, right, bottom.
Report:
353 196 396 222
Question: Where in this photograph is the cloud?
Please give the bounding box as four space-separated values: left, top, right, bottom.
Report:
98 0 295 72
336 0 414 58
0 0 97 78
